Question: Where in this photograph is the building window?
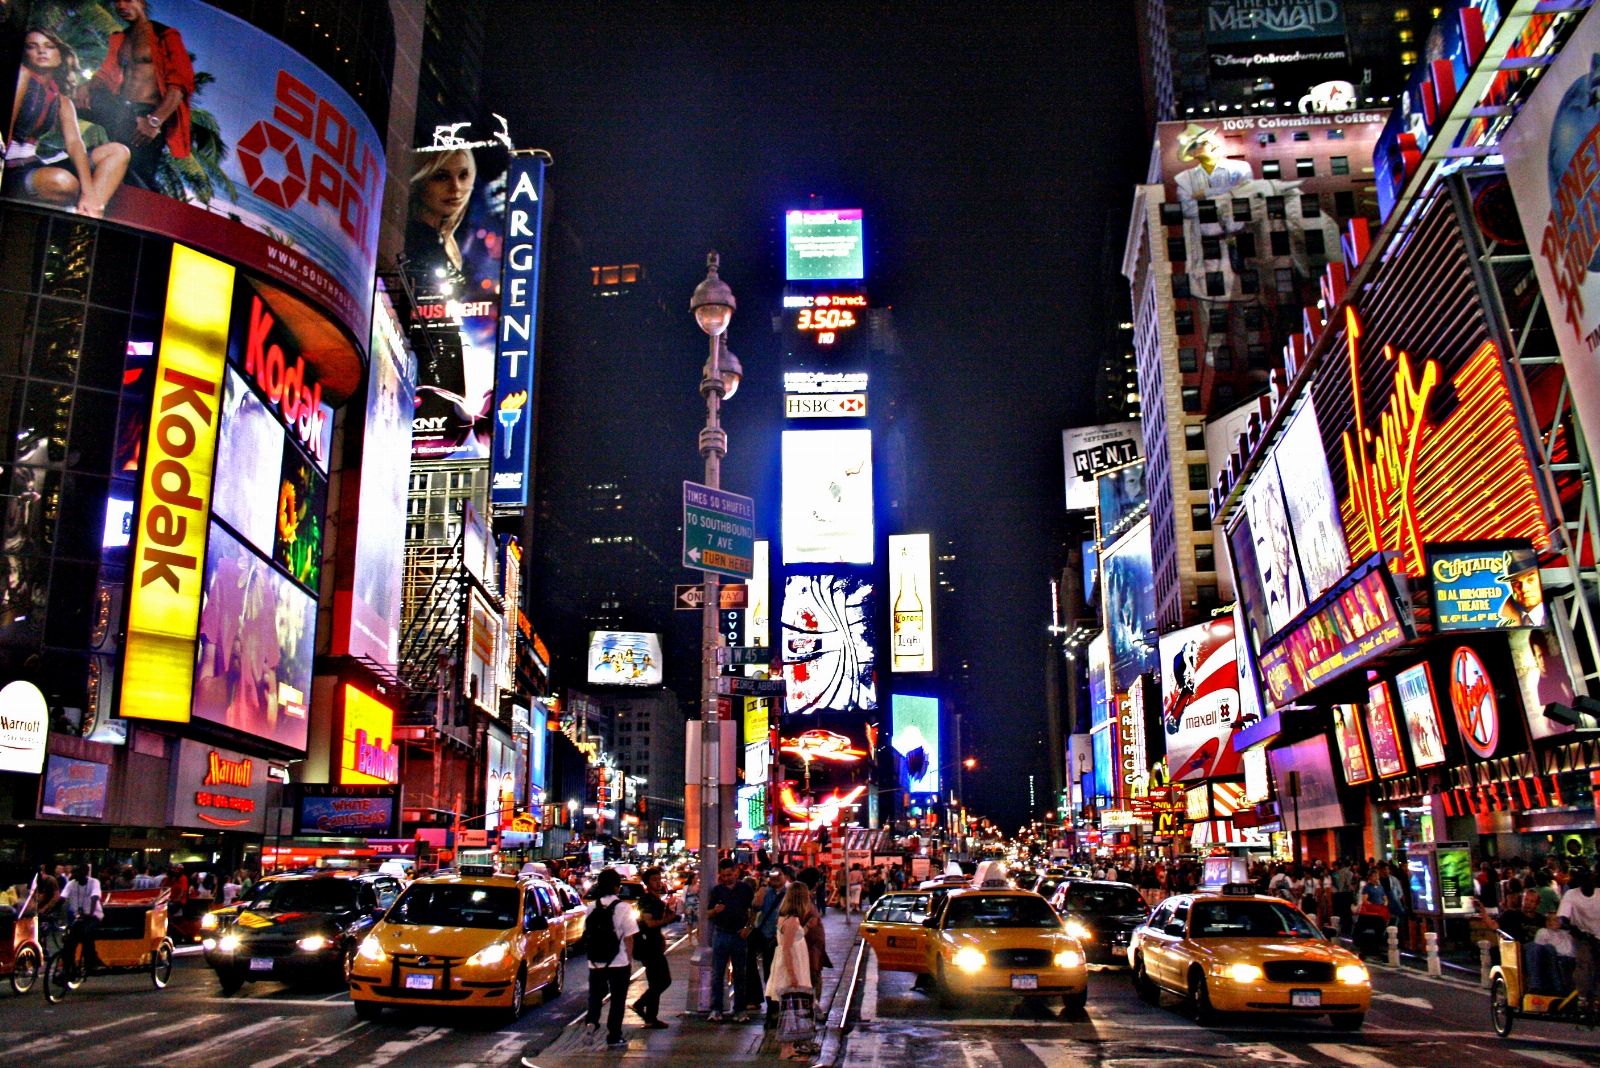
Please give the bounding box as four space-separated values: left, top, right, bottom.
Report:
1240 269 1259 294
1335 190 1356 215
1205 271 1225 297
1188 462 1210 490
1160 202 1184 226
1296 158 1315 177
1267 196 1287 220
1270 230 1291 256
1248 343 1269 369
1331 155 1350 176
1201 235 1222 260
1243 306 1264 330
1327 128 1345 140
1401 50 1418 66
1195 543 1216 571
1191 503 1213 531
407 498 426 517
1168 236 1187 263
1300 194 1321 218
406 521 424 540
1232 197 1251 221
1211 345 1232 371
1276 268 1296 297
1262 159 1281 178
1398 27 1414 43
1172 272 1192 298
1208 306 1229 331
1182 386 1202 412
1292 130 1310 142
1179 347 1199 373
1236 232 1256 259
1197 199 1219 224
1305 230 1326 256
1175 309 1195 334
410 472 427 492
1258 132 1277 145
1184 424 1205 451
1197 584 1221 612
1216 382 1236 405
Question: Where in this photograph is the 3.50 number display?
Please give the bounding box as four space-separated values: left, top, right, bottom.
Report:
796 308 857 330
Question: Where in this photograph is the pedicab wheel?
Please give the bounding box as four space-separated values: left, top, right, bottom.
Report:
151 942 174 989
43 954 74 1003
1490 975 1515 1038
10 945 40 994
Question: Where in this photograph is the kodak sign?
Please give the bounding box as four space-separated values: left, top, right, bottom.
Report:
121 246 234 723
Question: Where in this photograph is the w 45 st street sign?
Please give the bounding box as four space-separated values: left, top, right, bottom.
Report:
683 481 754 578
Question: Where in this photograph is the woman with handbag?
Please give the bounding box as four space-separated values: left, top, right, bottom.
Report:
768 882 817 1062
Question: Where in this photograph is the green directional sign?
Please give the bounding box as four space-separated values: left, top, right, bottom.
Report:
683 481 755 578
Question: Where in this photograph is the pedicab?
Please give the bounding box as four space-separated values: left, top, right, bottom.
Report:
43 887 175 1003
0 884 43 993
1488 928 1586 1036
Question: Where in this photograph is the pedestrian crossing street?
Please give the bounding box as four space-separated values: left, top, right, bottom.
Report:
843 1028 1600 1068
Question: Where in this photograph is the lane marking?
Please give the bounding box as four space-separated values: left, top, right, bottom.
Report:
200 998 354 1007
1309 1044 1401 1068
1225 1043 1308 1064
345 1025 452 1068
1373 993 1434 1010
960 1038 1004 1068
139 1016 225 1040
0 1013 157 1057
1022 1041 1095 1068
151 1018 285 1065
246 1022 371 1068
1514 1052 1592 1068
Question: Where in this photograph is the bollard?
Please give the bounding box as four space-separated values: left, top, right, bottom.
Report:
1387 925 1401 967
1479 940 1492 988
1425 931 1441 977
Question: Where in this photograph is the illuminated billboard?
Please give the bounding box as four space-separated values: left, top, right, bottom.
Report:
889 534 933 673
121 246 233 724
1267 736 1345 830
1158 617 1242 781
339 685 397 786
1427 543 1545 631
747 540 770 654
1097 462 1147 546
781 292 868 357
781 574 876 714
1365 681 1408 778
1063 422 1142 512
1 0 383 341
1510 630 1588 740
782 429 874 564
785 208 864 280
491 156 546 506
1331 703 1373 786
1102 518 1157 691
587 631 663 687
1257 558 1407 709
891 694 940 796
1394 662 1450 766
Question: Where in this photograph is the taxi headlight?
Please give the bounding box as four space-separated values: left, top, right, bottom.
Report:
201 937 217 951
1337 963 1369 984
217 933 241 952
1064 921 1092 941
466 942 511 968
201 912 219 930
953 947 986 972
357 936 386 963
297 935 329 952
1225 963 1264 983
1054 949 1084 968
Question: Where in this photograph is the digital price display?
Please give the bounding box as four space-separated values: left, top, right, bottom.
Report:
783 293 867 356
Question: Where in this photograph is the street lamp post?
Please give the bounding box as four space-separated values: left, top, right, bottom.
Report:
687 251 737 1013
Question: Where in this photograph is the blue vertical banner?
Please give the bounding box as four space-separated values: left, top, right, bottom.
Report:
491 155 548 506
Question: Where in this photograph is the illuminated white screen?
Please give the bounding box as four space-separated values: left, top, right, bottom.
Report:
782 429 873 564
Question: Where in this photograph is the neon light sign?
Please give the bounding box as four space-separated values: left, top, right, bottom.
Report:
779 729 867 763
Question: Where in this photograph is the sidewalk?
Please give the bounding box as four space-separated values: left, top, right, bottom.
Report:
528 906 862 1064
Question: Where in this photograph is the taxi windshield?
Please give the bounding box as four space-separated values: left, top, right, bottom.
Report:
1189 900 1321 939
945 894 1062 929
248 880 358 913
1065 886 1146 914
388 884 520 929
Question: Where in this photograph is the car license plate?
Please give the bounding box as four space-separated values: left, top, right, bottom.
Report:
1291 989 1322 1007
404 973 436 990
249 958 274 972
1011 974 1039 990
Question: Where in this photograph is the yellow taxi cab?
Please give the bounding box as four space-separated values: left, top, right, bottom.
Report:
1127 888 1371 1029
860 890 935 975
347 871 563 1022
547 878 589 958
923 883 1088 1012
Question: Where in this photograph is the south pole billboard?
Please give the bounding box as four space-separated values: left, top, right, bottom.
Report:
491 156 547 507
1503 4 1600 455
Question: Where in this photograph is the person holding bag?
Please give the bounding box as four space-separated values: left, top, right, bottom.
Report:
768 882 817 1062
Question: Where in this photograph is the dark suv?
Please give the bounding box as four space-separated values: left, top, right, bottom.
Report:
1046 880 1150 966
203 872 403 993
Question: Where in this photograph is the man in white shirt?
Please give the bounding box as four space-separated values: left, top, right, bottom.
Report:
583 868 639 1047
63 865 103 969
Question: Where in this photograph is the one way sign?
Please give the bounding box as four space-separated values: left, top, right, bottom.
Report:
675 584 749 610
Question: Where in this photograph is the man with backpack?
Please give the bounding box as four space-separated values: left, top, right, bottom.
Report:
583 868 639 1047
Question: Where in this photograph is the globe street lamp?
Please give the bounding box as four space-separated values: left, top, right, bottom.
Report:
687 251 736 1013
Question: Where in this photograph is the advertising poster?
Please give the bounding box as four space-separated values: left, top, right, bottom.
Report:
888 533 933 673
1510 629 1588 738
1159 617 1246 781
1504 4 1600 460
1243 458 1307 635
1097 462 1148 545
1365 681 1408 778
339 685 398 785
1092 725 1115 801
1203 0 1350 101
1274 398 1350 601
39 754 109 818
891 694 941 796
1331 703 1373 785
747 540 770 654
168 740 267 832
1267 735 1345 830
485 731 516 830
191 521 316 751
586 631 662 687
1394 662 1449 767
1428 543 1545 630
1450 645 1501 758
491 155 546 506
0 681 47 775
785 208 865 280
1228 511 1271 656
1062 422 1142 511
467 588 499 704
274 449 327 592
1258 562 1407 708
782 429 874 564
780 574 877 714
1438 843 1476 915
294 784 399 837
5 0 383 340
1102 519 1158 691
1088 632 1111 730
213 367 284 555
332 290 416 669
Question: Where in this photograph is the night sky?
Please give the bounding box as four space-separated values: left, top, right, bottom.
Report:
488 1 1149 829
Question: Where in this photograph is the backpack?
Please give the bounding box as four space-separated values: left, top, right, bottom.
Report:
584 900 621 963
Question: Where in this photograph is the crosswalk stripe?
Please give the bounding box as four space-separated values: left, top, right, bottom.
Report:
139 1016 225 1040
1515 1052 1591 1068
246 1022 371 1068
1309 1044 1402 1068
961 1039 1005 1068
0 1013 157 1057
1226 1043 1308 1065
150 1018 286 1065
346 1025 452 1068
1022 1041 1094 1068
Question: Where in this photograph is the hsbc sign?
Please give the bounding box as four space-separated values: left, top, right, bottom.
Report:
785 393 867 418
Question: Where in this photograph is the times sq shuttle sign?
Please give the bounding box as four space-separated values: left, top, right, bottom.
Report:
491 157 548 507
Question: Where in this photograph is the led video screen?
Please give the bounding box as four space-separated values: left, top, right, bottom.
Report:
782 429 874 564
781 574 876 714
